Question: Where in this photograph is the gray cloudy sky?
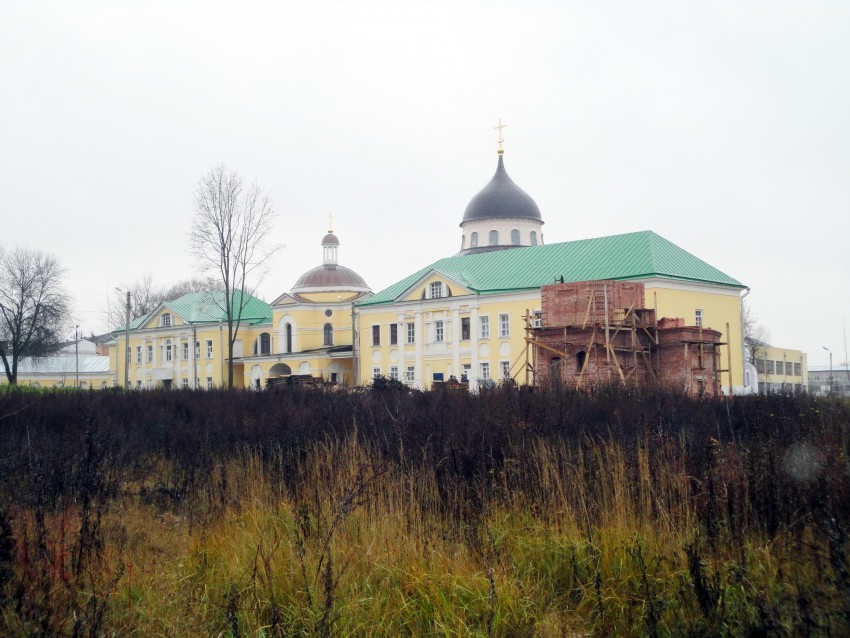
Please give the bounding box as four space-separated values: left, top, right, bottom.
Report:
1 1 848 367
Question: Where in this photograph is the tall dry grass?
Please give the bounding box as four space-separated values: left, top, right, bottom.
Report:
0 384 848 635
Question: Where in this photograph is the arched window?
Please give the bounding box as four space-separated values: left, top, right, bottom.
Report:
323 323 333 346
530 231 537 246
470 232 478 248
511 229 520 245
461 235 466 250
489 230 499 246
254 332 271 355
165 339 172 361
285 323 293 353
576 351 586 371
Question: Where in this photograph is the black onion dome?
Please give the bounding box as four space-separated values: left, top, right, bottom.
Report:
461 155 541 224
292 265 368 290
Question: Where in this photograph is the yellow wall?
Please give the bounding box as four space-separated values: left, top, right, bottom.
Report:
753 344 807 392
111 322 266 389
647 284 743 393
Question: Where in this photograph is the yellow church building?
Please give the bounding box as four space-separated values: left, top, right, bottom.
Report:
110 131 749 393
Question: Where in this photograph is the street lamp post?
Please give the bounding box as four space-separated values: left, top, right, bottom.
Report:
822 346 833 395
116 287 131 389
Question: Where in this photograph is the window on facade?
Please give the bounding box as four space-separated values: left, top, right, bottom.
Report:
767 360 774 374
183 342 189 360
324 323 334 346
165 339 172 361
372 367 381 380
785 361 793 375
695 309 703 327
499 313 510 338
206 377 213 390
480 316 490 339
406 366 415 383
406 322 415 344
776 360 784 375
435 320 444 343
511 229 520 245
372 325 381 346
461 317 470 340
161 313 172 327
182 378 189 389
430 282 443 299
206 340 213 358
530 231 537 246
755 359 765 373
194 341 200 359
254 332 271 355
136 346 142 363
500 360 511 379
285 324 293 353
461 235 465 250
136 380 142 389
576 351 587 371
389 366 399 381
480 362 491 380
533 310 542 328
489 230 499 245
470 232 478 248
794 362 801 376
147 345 153 363
390 323 398 345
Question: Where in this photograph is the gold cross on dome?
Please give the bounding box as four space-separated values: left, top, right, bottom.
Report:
494 118 507 154
327 212 334 233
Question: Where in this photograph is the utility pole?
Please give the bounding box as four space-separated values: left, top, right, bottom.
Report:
124 291 131 389
75 325 80 388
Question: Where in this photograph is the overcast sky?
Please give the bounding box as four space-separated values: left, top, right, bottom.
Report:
1 1 848 367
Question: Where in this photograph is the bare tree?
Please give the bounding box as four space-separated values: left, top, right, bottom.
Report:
190 164 279 388
742 301 770 366
0 247 70 385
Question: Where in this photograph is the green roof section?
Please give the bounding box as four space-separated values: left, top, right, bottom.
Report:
115 290 272 331
359 231 744 307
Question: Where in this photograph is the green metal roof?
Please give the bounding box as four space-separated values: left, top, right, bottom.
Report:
359 231 744 307
116 291 272 331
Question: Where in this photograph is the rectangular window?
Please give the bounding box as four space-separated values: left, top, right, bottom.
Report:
194 341 200 359
183 342 189 360
147 345 153 363
499 360 511 379
206 376 213 390
161 313 172 327
785 362 793 375
695 309 703 327
390 323 398 345
435 320 444 343
136 346 142 364
165 342 172 362
755 359 765 373
372 325 381 346
480 316 490 339
389 366 399 381
406 322 415 344
182 378 189 389
461 317 470 340
372 366 382 379
776 360 784 375
206 340 213 358
136 380 142 389
499 313 510 338
480 362 490 380
533 310 542 328
406 366 415 383
794 362 801 376
430 281 442 299
767 360 774 374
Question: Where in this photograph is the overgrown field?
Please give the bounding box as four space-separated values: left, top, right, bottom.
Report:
0 385 848 637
